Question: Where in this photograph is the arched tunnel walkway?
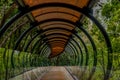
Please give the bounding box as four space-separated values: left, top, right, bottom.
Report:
0 0 113 80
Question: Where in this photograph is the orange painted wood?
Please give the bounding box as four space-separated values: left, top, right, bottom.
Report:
22 0 90 58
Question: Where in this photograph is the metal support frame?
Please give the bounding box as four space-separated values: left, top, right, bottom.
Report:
72 38 84 65
9 19 96 76
0 2 112 80
24 34 82 65
65 43 78 65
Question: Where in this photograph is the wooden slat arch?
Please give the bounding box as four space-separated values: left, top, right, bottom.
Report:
18 0 93 58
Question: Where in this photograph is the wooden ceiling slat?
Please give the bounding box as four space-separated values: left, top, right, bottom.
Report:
43 29 72 36
23 0 89 7
41 25 73 30
35 13 78 22
39 22 75 29
20 0 91 58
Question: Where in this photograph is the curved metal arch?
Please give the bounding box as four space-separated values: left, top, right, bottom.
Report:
39 19 97 79
0 3 111 54
72 33 88 66
37 36 83 63
76 23 97 66
73 33 88 66
10 19 96 69
24 33 70 55
10 18 96 70
69 39 82 65
31 33 72 54
38 33 83 52
25 53 31 67
0 3 112 59
62 46 75 66
36 41 49 55
0 2 112 80
64 45 76 64
29 32 81 59
66 42 79 65
37 40 80 66
33 38 68 56
42 45 51 56
65 45 75 56
24 32 42 51
42 48 50 58
40 39 79 62
1 17 93 77
26 23 88 66
65 46 74 56
71 38 84 66
29 54 37 67
36 36 77 52
13 20 76 51
35 19 95 67
13 23 88 68
3 3 112 78
12 18 96 52
17 33 31 56
0 11 22 37
39 45 50 57
76 23 98 80
39 33 71 43
24 35 69 52
38 40 67 56
31 37 43 53
27 35 69 54
21 52 29 67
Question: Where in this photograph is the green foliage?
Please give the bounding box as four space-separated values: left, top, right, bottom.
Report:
0 0 13 6
101 0 120 53
102 3 112 18
102 0 120 34
101 0 120 79
112 37 120 52
102 0 120 18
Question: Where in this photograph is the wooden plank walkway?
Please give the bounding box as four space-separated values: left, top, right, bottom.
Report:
9 66 76 80
38 66 74 80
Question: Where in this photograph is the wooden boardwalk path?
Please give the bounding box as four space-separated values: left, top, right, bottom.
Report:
9 66 76 80
39 67 74 80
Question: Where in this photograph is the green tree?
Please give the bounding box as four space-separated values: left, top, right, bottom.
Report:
102 0 120 71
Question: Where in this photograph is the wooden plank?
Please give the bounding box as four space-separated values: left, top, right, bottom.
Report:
39 66 75 80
